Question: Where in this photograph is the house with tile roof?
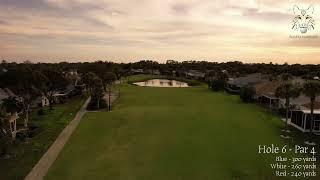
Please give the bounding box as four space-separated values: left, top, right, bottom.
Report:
255 80 282 110
185 70 205 80
226 73 265 93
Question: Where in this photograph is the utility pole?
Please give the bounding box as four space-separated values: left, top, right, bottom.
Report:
108 87 111 111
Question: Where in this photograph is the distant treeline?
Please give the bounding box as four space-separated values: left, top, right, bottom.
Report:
1 60 319 79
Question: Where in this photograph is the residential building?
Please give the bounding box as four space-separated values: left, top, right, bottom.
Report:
8 113 18 140
185 70 205 80
290 99 320 133
255 80 282 110
0 88 19 140
131 69 144 74
32 95 50 108
226 73 264 93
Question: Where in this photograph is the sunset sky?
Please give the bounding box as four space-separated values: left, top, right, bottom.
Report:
0 0 319 64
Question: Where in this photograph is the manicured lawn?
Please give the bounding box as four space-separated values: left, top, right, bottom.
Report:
46 76 317 179
0 96 86 180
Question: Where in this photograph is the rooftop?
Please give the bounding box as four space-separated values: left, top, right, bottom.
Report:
227 73 264 87
255 80 281 97
186 70 205 77
301 101 320 110
290 95 320 107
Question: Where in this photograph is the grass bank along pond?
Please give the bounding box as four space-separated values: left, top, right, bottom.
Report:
46 75 318 180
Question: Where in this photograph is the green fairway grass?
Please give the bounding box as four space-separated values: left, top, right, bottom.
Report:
46 76 316 180
0 97 86 180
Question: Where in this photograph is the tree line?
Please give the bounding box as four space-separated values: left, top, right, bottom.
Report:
2 60 320 79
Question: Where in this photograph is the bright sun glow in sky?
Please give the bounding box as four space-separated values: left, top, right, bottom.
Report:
0 0 319 64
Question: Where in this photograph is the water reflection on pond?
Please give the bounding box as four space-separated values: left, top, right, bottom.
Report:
133 79 189 87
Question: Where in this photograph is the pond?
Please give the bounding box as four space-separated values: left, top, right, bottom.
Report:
133 79 189 87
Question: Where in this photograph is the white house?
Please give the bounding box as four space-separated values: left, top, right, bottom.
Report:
32 95 50 107
53 93 67 104
68 69 78 76
0 88 19 140
8 113 18 140
185 70 205 79
131 69 144 74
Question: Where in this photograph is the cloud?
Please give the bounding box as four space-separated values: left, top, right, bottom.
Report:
171 3 191 15
0 20 8 25
0 0 319 63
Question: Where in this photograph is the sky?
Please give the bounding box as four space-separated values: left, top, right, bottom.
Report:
0 0 319 64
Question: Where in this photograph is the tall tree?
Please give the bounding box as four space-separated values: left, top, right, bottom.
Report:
83 72 105 109
92 76 104 109
302 80 320 142
42 69 69 110
113 67 123 81
82 72 96 95
205 70 216 88
0 68 44 128
275 82 301 131
103 72 117 88
2 97 21 115
209 70 228 91
102 72 116 110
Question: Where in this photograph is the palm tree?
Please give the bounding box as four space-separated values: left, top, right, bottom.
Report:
209 70 228 91
42 69 68 110
275 82 301 131
302 80 320 142
92 76 104 109
82 72 97 95
83 72 105 110
205 70 216 88
103 72 116 111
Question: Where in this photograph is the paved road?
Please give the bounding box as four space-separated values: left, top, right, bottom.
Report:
25 97 91 180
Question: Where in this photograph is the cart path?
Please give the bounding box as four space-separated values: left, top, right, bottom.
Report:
25 97 91 180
